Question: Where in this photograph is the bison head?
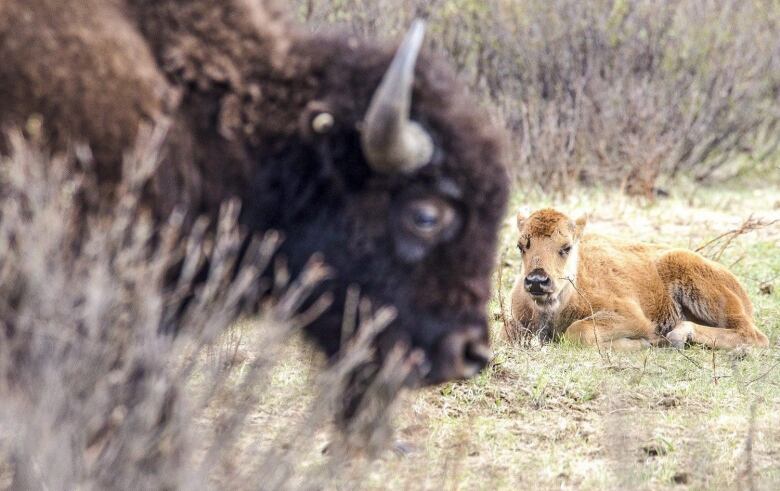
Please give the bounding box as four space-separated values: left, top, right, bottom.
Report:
241 22 508 386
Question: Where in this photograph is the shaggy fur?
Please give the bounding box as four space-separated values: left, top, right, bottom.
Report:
510 209 769 350
0 0 508 383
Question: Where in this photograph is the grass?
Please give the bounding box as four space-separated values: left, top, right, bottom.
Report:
216 180 780 490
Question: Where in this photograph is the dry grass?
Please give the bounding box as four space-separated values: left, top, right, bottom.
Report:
0 133 410 490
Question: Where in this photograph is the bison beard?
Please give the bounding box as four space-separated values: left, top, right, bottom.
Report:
0 0 508 409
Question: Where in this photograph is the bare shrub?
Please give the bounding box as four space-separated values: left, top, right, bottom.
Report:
0 129 409 489
298 0 780 193
695 215 780 261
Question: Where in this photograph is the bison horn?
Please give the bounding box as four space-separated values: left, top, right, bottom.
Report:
361 20 434 174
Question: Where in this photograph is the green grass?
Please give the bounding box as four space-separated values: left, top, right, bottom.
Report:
232 182 780 490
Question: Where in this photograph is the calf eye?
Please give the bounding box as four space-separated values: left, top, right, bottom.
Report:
559 244 572 257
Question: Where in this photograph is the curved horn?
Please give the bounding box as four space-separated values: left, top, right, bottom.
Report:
361 20 434 174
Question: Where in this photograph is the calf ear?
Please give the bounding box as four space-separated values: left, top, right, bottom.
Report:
516 211 526 230
516 206 531 230
574 214 588 238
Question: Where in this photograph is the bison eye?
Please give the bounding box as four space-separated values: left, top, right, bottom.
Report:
413 205 439 230
559 244 572 257
393 196 461 263
402 198 457 240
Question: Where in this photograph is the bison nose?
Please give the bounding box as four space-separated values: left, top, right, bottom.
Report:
426 327 492 384
524 269 552 293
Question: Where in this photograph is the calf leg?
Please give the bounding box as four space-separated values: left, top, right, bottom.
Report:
658 250 769 349
667 320 768 349
562 308 659 352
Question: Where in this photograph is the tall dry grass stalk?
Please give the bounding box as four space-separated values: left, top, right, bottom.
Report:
0 128 409 489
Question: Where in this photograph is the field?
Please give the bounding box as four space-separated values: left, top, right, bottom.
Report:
235 180 780 490
1 1 779 489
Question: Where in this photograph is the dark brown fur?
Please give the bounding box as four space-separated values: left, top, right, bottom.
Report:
0 0 509 384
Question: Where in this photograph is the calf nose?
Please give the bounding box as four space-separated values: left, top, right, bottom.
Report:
427 326 492 384
525 269 551 292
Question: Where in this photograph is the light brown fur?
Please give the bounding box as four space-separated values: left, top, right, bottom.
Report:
510 208 769 350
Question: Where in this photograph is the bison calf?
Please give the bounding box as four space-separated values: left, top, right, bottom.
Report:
510 208 769 350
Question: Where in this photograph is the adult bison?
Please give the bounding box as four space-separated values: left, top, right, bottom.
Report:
0 1 508 385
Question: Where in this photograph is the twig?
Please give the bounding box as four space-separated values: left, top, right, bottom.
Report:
729 255 745 269
561 276 610 364
634 350 650 384
747 358 780 386
673 347 705 370
672 341 729 383
495 247 513 341
742 402 757 491
695 216 780 261
711 348 718 385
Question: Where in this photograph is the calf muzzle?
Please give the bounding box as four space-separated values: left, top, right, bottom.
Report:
525 268 553 295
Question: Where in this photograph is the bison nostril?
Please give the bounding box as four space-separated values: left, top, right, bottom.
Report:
426 328 491 384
